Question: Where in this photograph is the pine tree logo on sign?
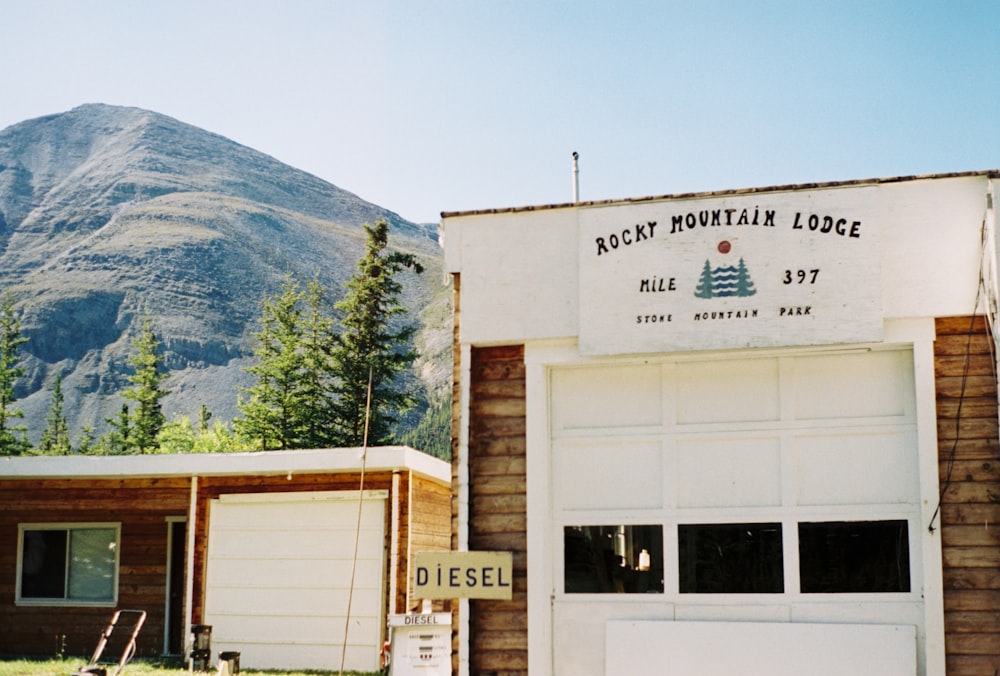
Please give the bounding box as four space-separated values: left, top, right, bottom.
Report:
694 240 757 298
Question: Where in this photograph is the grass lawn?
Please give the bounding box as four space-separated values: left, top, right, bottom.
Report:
0 658 381 676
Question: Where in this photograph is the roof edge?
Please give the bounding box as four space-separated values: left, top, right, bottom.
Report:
440 169 1000 219
0 446 451 485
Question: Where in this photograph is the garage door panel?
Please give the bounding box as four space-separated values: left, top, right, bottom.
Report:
796 429 918 505
551 364 663 430
793 351 914 420
211 613 381 644
205 493 386 672
676 358 780 424
214 642 375 672
206 556 384 589
211 496 383 528
553 440 662 510
676 435 782 507
208 527 385 559
207 585 383 617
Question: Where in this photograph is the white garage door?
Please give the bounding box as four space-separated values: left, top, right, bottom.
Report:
204 490 387 671
548 348 924 675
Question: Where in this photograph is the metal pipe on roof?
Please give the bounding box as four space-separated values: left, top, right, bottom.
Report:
572 152 580 203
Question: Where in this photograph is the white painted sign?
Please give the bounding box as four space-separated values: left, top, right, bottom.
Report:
578 189 883 355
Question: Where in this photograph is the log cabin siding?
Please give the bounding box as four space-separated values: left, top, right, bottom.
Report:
0 477 190 659
463 344 528 676
936 316 1000 676
408 474 452 612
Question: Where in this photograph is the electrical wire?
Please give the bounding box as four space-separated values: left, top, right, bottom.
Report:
928 210 995 532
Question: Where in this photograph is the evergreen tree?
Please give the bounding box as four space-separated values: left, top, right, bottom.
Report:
236 277 308 449
399 393 452 460
192 421 242 453
101 403 131 455
39 372 72 455
121 315 169 453
330 219 423 446
0 292 29 456
198 404 212 434
298 277 338 448
156 416 196 454
76 425 96 455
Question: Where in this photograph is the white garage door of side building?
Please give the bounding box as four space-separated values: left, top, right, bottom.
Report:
204 490 387 672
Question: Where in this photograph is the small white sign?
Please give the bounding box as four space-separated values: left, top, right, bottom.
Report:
579 188 882 355
389 613 451 674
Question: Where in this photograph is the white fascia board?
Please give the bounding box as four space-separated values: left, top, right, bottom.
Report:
0 446 450 486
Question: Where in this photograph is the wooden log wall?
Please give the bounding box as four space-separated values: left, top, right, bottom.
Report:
936 316 1000 675
0 477 190 659
407 474 452 612
460 344 528 676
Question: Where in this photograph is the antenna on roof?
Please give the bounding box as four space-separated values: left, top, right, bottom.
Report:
572 152 580 203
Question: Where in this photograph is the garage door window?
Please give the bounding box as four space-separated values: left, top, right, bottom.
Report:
798 520 910 593
678 523 784 593
18 524 119 605
564 525 663 593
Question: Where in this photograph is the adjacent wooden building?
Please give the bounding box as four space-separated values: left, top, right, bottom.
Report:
0 447 450 672
443 171 1000 675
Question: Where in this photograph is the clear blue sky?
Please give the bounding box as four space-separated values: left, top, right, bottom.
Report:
1 0 997 224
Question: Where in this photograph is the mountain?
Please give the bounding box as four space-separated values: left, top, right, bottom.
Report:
0 103 450 445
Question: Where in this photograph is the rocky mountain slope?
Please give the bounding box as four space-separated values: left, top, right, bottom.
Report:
0 104 449 444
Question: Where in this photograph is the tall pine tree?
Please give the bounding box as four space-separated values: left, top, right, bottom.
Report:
298 277 338 448
330 219 423 446
39 372 72 455
121 315 169 453
0 292 29 455
236 277 309 449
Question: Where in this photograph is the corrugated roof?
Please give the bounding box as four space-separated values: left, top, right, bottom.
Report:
440 169 1000 219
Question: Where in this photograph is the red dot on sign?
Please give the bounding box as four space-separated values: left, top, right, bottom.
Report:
718 241 731 254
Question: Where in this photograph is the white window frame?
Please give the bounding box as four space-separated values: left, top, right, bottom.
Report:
16 522 121 607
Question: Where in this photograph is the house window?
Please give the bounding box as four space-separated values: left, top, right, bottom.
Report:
678 523 784 593
18 524 119 605
798 520 910 593
564 525 663 593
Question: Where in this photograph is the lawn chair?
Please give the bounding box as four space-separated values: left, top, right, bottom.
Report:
71 609 147 676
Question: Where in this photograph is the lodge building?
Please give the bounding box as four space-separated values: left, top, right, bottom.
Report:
443 171 1000 675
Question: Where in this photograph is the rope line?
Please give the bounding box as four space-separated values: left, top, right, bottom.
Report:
339 368 374 675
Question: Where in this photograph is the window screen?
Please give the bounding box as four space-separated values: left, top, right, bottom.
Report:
564 525 663 593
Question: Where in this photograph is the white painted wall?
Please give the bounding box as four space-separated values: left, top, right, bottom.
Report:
444 207 579 344
444 175 994 346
